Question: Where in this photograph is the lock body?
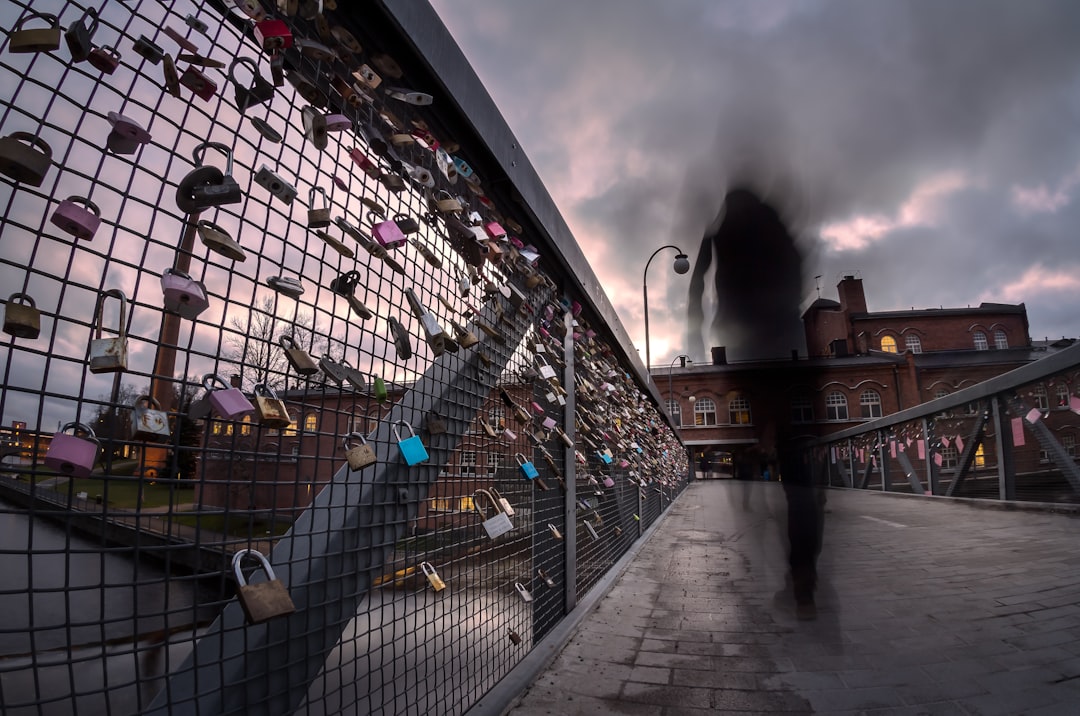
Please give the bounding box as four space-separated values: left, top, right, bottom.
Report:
4 293 41 338
51 197 101 240
204 374 254 419
421 562 446 592
180 67 218 101
65 9 98 62
233 550 295 624
132 396 171 440
279 335 319 375
255 165 297 205
308 186 331 227
161 268 210 319
345 436 377 470
0 132 52 187
88 337 127 373
197 221 246 261
88 46 121 74
10 13 62 53
44 424 98 478
253 384 291 428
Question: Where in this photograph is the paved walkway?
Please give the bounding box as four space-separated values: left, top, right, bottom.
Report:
508 480 1080 715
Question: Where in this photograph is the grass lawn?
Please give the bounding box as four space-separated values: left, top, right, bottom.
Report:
172 512 293 539
66 477 192 509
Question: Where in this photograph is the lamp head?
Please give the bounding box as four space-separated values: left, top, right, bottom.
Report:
673 253 690 275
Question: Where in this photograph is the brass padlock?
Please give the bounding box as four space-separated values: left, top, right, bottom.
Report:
279 334 319 375
4 292 41 339
232 549 295 624
253 383 291 428
197 220 246 261
131 395 171 441
308 186 330 228
420 562 445 592
343 432 376 470
9 13 61 54
426 411 447 435
314 230 355 258
491 487 515 517
88 288 128 374
0 132 52 187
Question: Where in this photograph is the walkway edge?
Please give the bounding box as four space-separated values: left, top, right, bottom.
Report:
463 488 688 716
827 485 1080 516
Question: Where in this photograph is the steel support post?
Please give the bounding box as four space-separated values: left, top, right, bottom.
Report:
922 418 938 495
847 438 856 488
561 304 578 613
944 410 989 497
878 431 891 491
991 396 1017 501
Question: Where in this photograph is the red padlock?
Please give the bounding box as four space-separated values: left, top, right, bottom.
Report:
348 148 381 179
483 221 506 241
180 66 217 102
254 19 292 52
50 196 101 240
88 45 121 74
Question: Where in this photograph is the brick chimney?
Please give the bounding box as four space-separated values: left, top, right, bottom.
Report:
837 275 867 314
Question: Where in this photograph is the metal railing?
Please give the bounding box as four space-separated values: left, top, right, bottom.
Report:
811 342 1080 503
0 2 689 715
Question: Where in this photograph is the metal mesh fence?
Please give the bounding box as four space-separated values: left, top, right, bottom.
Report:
0 1 689 714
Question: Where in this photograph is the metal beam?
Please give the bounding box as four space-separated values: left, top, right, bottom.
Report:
895 449 925 494
944 411 989 497
878 432 891 491
1005 393 1080 494
992 397 1017 501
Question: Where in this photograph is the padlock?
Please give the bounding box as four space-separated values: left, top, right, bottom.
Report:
64 8 98 62
0 132 52 187
584 521 600 541
380 173 406 193
202 373 254 419
4 293 41 339
180 66 218 102
164 54 181 98
491 487 515 517
502 427 517 441
160 268 209 320
9 13 61 53
349 148 381 179
185 14 209 35
508 629 522 646
448 318 479 349
405 289 446 356
603 474 616 488
513 582 534 603
343 432 377 470
324 114 351 132
176 142 241 213
542 416 558 431
163 26 198 53
408 164 435 187
373 375 388 403
254 19 292 52
410 239 442 269
353 63 382 89
105 112 152 156
474 489 513 539
341 360 367 392
531 402 545 416
233 549 295 625
394 420 428 465
87 45 121 74
311 229 353 258
483 221 506 242
266 275 304 298
517 453 539 481
308 186 331 227
318 354 348 386
547 523 563 540
302 106 327 150
286 69 327 107
296 38 335 62
279 334 319 375
269 50 285 86
233 0 268 21
131 395 171 441
254 165 297 205
249 116 282 144
538 569 555 588
536 355 557 381
392 214 419 235
420 562 445 592
251 383 291 428
44 422 99 478
276 0 298 15
132 35 164 65
426 411 447 435
197 220 246 261
88 289 128 374
477 417 497 438
228 57 275 113
388 316 412 360
433 190 462 214
50 196 101 240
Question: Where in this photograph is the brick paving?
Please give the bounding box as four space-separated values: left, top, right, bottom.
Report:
507 481 1080 715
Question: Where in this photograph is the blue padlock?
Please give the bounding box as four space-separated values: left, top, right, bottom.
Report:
516 452 539 480
597 445 613 465
394 420 429 465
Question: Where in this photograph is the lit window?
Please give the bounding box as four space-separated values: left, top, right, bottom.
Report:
974 443 986 468
860 390 883 419
303 413 318 432
693 398 717 426
430 497 453 512
283 413 298 436
994 330 1008 349
461 451 477 477
240 415 252 436
905 334 922 354
825 392 848 421
1056 384 1070 409
728 394 751 425
459 495 475 512
940 446 959 469
1033 386 1049 411
880 335 897 353
973 331 988 350
791 396 814 424
212 421 223 435
665 400 681 423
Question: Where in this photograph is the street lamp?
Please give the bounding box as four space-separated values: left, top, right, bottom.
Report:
667 354 691 425
642 245 690 371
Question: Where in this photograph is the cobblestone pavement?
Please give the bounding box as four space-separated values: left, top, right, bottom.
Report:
507 481 1080 715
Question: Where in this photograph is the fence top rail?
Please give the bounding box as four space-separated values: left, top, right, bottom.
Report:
815 341 1080 444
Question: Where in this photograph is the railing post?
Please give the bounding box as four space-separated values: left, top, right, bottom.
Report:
846 438 855 488
922 418 938 495
561 303 578 612
992 396 1017 501
878 430 891 491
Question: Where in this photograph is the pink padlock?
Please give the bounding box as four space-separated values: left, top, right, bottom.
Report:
332 175 348 191
180 66 217 101
372 220 407 249
51 196 101 240
483 221 506 241
202 373 253 419
502 428 517 441
349 148 381 179
530 401 544 415
542 416 557 430
44 422 99 478
603 475 616 488
88 45 121 74
324 114 351 132
161 268 209 319
509 236 524 250
254 19 292 51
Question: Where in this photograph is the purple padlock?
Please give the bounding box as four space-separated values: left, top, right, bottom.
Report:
542 416 557 430
324 113 351 132
44 422 99 478
50 196 101 240
161 268 209 319
372 219 407 249
202 373 253 419
603 475 615 488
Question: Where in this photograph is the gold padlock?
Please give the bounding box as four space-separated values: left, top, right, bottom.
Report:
197 220 246 261
131 395 171 441
278 334 319 375
343 432 376 470
308 186 331 228
88 289 128 374
4 292 41 339
0 132 53 187
420 561 446 592
432 190 462 213
253 383 291 428
232 549 296 625
9 12 62 53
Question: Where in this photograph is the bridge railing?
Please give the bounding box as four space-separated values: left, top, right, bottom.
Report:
0 2 688 715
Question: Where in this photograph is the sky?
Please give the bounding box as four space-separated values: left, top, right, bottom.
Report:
430 0 1080 365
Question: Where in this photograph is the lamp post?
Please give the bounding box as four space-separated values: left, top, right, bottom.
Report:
667 354 691 424
642 245 690 372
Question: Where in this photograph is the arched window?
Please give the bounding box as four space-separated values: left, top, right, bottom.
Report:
994 329 1008 349
728 394 751 425
973 331 988 350
880 335 897 353
791 396 813 424
1033 386 1049 411
303 413 318 432
860 389 883 419
905 334 922 354
694 398 717 426
825 392 848 421
665 400 681 424
1056 384 1071 409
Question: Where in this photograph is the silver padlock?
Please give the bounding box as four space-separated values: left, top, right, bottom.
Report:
254 165 297 205
308 186 331 228
405 288 446 357
343 432 377 470
131 395 171 441
474 490 514 539
88 288 128 374
279 334 319 375
302 105 327 150
514 582 533 603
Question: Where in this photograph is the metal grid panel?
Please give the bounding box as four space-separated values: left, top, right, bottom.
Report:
0 1 689 714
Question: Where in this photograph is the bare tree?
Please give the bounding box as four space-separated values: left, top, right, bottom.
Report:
222 296 327 391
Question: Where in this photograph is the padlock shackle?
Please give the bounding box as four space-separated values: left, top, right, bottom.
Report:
202 373 231 392
14 12 59 30
231 548 277 586
191 141 234 175
342 431 368 450
93 288 128 340
309 185 327 207
5 131 52 158
7 292 35 307
420 561 437 576
76 8 100 34
472 488 499 519
515 452 528 466
252 382 279 399
195 219 230 236
227 56 259 87
277 333 300 349
133 394 161 410
60 421 97 440
391 419 416 441
62 195 100 217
